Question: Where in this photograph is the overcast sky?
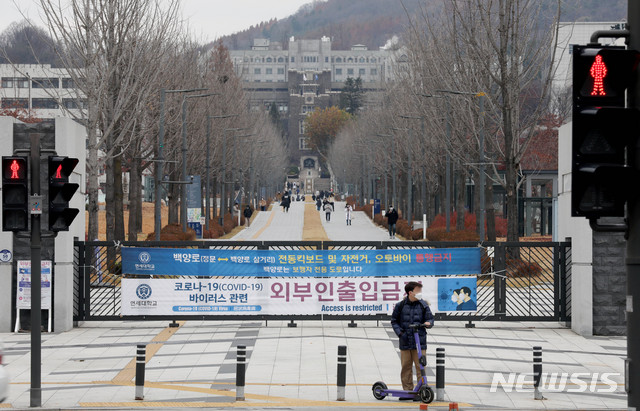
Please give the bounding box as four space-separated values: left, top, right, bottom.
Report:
2 0 313 41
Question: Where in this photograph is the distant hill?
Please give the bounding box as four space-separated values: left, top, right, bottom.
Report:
218 0 627 51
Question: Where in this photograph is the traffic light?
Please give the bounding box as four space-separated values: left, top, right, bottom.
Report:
571 45 640 218
2 156 28 231
48 156 79 231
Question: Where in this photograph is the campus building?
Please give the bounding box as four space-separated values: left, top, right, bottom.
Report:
229 37 405 193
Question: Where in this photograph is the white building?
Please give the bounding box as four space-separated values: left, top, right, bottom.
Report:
0 64 85 119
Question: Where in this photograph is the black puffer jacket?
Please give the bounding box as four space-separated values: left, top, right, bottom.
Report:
391 298 434 350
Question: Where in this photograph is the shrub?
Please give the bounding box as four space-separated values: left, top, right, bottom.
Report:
507 258 543 278
429 211 507 238
425 227 480 242
145 223 196 241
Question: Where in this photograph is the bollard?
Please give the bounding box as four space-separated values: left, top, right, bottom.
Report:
449 402 459 410
347 319 357 328
287 319 297 328
436 347 445 401
533 346 543 400
337 345 347 401
236 345 246 401
135 344 146 400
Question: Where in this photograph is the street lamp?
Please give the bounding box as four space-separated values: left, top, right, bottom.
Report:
436 89 487 240
398 115 426 227
231 133 254 226
181 92 218 232
155 87 206 241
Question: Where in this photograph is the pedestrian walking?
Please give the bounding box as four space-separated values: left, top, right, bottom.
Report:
323 200 333 222
281 191 291 213
345 204 353 226
316 197 322 211
243 205 253 228
233 202 240 219
390 281 434 394
259 197 267 211
385 205 399 239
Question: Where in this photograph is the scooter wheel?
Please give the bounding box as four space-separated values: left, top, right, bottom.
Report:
372 381 388 400
419 385 434 403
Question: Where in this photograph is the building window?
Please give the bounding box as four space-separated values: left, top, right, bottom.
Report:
266 68 273 74
16 78 28 88
277 68 285 75
1 98 28 109
254 68 261 74
266 57 272 63
299 120 306 135
290 57 295 62
299 137 310 150
336 57 342 63
335 68 342 75
1 77 13 88
62 78 75 88
347 68 354 75
278 57 284 63
360 57 365 63
371 58 377 63
302 105 314 114
325 56 329 63
359 68 366 76
32 98 59 109
63 98 87 109
347 57 353 63
32 78 59 88
371 68 378 75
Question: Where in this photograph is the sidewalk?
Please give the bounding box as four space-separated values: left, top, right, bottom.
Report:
322 201 399 241
230 200 305 241
1 320 626 409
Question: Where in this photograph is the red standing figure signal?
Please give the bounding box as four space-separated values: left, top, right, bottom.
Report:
10 159 20 179
590 54 607 96
55 164 62 179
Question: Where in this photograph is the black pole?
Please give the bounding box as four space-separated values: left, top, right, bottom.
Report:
337 345 347 401
627 2 640 406
135 344 146 400
533 346 543 400
436 347 445 401
29 133 41 408
236 345 246 401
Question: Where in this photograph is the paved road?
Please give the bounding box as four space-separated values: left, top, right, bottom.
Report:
231 200 305 241
321 201 399 242
0 320 626 409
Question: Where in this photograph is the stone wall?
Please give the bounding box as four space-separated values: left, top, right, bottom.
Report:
592 228 627 335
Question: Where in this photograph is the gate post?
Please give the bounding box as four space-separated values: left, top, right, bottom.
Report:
83 241 93 321
559 243 568 322
76 241 85 322
493 244 507 320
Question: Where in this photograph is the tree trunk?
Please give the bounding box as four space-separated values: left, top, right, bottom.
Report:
168 169 179 224
505 160 519 242
455 170 465 231
127 159 141 241
438 173 445 218
87 126 99 241
113 153 125 241
486 181 496 241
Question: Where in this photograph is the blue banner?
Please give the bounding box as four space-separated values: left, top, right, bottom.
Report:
122 247 481 278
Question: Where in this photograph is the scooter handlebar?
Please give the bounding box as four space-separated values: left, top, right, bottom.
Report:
408 323 428 330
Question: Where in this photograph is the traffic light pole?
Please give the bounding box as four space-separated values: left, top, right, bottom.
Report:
29 133 41 408
627 1 640 406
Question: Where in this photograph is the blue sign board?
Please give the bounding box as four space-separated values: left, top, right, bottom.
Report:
122 247 481 278
187 222 202 239
186 175 201 208
374 199 381 215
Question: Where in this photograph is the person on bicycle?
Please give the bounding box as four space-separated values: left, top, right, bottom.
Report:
390 281 434 395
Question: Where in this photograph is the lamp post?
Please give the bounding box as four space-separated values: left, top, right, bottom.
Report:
205 114 238 231
231 133 254 226
155 87 206 241
180 92 218 232
399 115 425 227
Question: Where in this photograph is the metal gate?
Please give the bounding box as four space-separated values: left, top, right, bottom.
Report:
73 240 571 323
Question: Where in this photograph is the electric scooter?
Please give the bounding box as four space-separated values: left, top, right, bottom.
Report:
372 323 434 403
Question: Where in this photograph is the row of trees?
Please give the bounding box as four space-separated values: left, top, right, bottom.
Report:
328 0 563 242
7 0 287 241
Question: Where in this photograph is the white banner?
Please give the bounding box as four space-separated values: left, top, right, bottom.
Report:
122 276 478 316
16 260 52 310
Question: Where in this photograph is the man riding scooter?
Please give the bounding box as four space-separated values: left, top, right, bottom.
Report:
390 281 434 399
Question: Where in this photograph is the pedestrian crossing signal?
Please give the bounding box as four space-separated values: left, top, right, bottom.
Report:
48 156 79 232
571 45 640 218
2 156 28 231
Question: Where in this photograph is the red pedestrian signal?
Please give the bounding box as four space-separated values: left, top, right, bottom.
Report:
47 156 79 231
589 55 607 96
2 156 28 231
